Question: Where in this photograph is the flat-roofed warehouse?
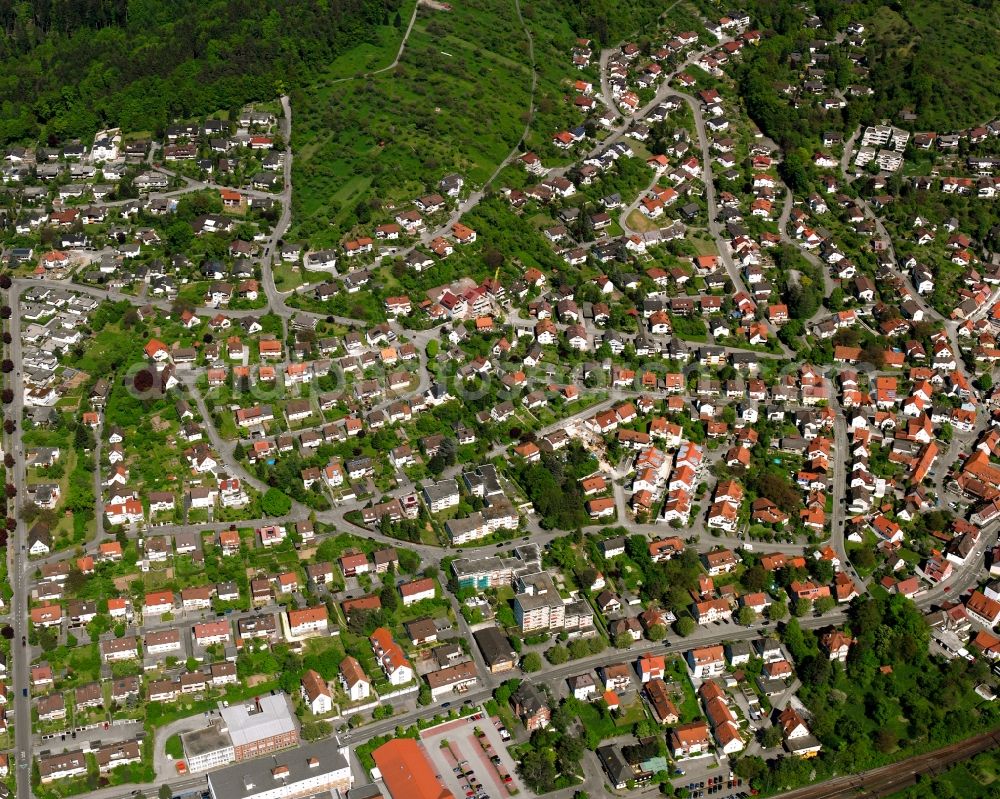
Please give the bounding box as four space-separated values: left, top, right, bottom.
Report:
206 740 352 799
182 693 299 772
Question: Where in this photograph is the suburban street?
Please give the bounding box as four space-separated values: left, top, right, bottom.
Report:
5 280 35 799
3 7 1000 799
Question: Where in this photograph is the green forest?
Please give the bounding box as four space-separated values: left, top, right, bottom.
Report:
4 0 1000 151
735 0 1000 141
0 0 404 143
734 593 1000 794
0 0 681 149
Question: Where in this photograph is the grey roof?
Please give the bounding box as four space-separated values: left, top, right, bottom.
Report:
726 640 752 658
182 720 231 757
422 478 459 504
786 733 822 755
514 572 562 613
207 740 348 798
463 464 503 496
346 785 384 799
473 626 516 666
218 693 296 748
512 682 547 715
596 744 632 785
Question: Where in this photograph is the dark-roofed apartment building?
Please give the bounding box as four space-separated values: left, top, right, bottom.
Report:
474 626 517 673
96 740 142 773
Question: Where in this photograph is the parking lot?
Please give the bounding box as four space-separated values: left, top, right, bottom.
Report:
419 708 523 799
678 768 747 799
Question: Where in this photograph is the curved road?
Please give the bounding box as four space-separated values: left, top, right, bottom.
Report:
10 16 998 799
672 89 796 360
328 0 423 85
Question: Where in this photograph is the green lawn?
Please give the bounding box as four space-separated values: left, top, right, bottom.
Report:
164 734 183 759
667 657 700 723
689 235 719 256
272 261 308 290
319 0 420 81
574 698 617 740
614 697 649 729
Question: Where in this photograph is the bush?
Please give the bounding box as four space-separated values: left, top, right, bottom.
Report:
814 596 836 615
767 599 788 621
521 652 542 672
302 721 332 741
262 487 292 516
418 684 432 706
737 607 756 627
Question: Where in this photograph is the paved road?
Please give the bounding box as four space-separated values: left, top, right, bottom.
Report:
62 277 264 320
11 19 999 799
5 281 34 799
826 398 857 585
618 167 661 233
672 87 795 362
344 612 848 745
762 300 856 589
544 36 734 189
854 195 975 387
673 92 747 296
259 94 295 332
151 714 219 781
598 47 617 111
180 374 305 511
838 128 859 179
77 773 208 799
777 189 835 303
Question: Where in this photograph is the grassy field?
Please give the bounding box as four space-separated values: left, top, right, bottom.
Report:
272 261 310 291
291 0 536 246
323 0 420 79
688 234 719 256
884 747 1000 798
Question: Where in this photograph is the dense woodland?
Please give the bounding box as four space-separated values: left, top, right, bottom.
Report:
0 0 404 143
555 0 681 45
736 0 1000 142
735 594 1000 793
3 0 1000 149
0 0 684 148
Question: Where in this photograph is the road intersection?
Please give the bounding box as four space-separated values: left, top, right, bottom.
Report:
3 17 999 799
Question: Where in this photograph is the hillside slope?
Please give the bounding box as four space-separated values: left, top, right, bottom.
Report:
737 0 1000 132
0 0 403 143
864 0 1000 129
289 0 692 243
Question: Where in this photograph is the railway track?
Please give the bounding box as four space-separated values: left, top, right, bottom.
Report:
774 728 1000 799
